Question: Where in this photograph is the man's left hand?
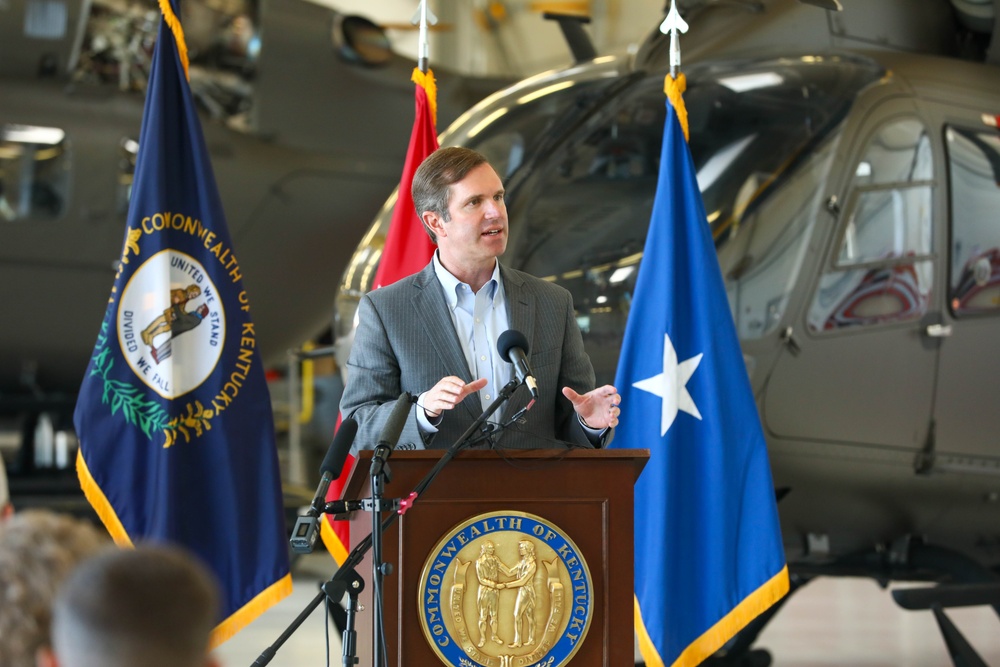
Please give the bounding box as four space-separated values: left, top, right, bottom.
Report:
563 385 621 430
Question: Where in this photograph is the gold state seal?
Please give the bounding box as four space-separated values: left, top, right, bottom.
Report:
418 511 593 667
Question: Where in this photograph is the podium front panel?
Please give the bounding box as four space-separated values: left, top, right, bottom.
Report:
344 449 647 667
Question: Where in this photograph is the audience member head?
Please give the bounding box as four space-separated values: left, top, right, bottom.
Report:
0 456 12 519
41 544 221 667
0 509 107 667
412 146 490 241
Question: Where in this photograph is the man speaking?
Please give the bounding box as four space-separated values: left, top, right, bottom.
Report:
340 147 620 453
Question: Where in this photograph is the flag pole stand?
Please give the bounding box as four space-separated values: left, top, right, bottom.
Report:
249 567 363 667
322 569 365 666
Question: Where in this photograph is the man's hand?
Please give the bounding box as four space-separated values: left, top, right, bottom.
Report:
563 384 621 430
421 376 488 419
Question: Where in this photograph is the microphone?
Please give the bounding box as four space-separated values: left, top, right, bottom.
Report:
289 417 358 554
370 392 413 475
497 329 539 401
314 417 359 512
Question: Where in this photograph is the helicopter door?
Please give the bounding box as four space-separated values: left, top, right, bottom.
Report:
930 123 1000 469
763 110 938 452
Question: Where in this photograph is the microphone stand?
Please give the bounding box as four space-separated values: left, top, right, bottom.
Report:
368 442 393 667
250 379 523 667
407 379 521 501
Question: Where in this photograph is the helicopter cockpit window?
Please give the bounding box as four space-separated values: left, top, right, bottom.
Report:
946 125 1000 315
808 117 934 331
0 124 70 222
501 90 663 383
451 77 618 183
500 57 880 381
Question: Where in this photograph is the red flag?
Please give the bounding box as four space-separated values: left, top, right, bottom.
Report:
372 68 440 289
320 68 439 563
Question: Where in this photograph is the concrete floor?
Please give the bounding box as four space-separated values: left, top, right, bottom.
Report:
212 553 1000 667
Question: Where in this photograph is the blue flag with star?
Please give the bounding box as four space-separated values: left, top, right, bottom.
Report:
610 76 788 667
72 0 290 646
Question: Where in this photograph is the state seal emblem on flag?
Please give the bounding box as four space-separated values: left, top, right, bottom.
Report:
119 248 225 396
84 209 259 450
418 511 593 667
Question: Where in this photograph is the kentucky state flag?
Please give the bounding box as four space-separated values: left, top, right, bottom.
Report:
73 0 290 646
610 74 788 667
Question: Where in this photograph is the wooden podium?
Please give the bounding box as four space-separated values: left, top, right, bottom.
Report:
340 448 648 666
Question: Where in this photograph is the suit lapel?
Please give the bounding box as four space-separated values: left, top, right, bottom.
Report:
500 266 535 422
411 263 482 420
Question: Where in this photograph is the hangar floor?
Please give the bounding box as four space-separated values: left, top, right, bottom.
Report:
212 553 1000 667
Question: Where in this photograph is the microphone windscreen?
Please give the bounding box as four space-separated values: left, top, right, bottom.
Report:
320 417 358 477
377 392 412 449
497 329 530 363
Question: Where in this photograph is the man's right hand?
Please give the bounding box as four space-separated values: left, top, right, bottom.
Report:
421 376 488 420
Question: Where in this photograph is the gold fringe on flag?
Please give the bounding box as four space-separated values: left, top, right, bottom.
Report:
76 451 134 547
634 565 791 667
157 0 190 80
209 572 293 648
78 450 295 649
664 72 689 142
412 67 438 127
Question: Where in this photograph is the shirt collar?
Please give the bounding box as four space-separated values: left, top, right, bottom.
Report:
433 251 501 308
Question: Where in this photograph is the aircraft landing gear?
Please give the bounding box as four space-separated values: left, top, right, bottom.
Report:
701 647 773 667
891 541 1000 667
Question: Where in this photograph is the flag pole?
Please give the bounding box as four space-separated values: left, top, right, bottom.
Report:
412 0 438 74
660 0 690 142
661 0 688 80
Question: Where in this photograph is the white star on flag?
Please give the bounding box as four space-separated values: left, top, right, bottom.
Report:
633 333 703 436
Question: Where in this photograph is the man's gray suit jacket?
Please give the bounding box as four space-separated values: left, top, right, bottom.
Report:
340 261 607 453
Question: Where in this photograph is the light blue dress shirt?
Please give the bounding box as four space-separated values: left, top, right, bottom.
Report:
416 253 604 442
416 253 510 432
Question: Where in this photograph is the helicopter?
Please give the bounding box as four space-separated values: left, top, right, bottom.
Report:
333 0 1000 663
0 0 517 510
0 0 516 398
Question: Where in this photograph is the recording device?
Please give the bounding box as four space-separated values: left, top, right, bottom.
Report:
289 417 358 554
498 329 539 401
370 392 413 476
289 514 321 555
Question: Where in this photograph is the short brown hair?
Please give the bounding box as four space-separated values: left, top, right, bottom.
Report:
411 146 490 242
51 545 220 667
